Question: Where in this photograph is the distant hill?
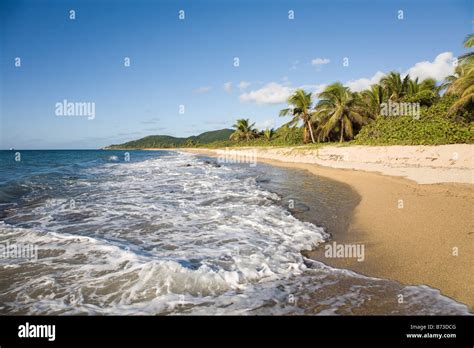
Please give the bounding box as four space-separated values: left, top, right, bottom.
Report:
187 129 235 144
106 129 234 149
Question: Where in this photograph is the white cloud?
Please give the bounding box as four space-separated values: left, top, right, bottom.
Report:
345 71 385 92
311 58 330 66
238 81 251 90
239 82 328 104
195 86 212 93
223 82 232 92
255 119 275 130
239 82 292 104
405 52 454 81
343 52 455 92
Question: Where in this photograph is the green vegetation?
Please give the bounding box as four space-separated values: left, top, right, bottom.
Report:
106 129 234 149
443 34 474 121
200 127 305 148
188 129 235 144
229 119 258 141
108 35 473 149
312 83 366 142
279 89 315 143
263 128 275 141
228 34 472 147
353 96 474 145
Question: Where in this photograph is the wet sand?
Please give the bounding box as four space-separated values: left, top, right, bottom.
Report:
181 147 474 312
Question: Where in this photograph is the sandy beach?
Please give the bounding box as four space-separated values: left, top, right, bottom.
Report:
181 145 474 311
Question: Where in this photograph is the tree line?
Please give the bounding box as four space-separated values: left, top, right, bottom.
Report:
230 34 473 144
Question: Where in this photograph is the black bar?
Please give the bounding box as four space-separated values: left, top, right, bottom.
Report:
0 316 473 346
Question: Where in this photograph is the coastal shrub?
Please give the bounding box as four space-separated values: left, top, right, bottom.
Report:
354 97 474 145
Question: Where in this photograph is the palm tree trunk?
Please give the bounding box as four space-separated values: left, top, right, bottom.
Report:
307 120 316 143
303 128 310 143
339 119 344 143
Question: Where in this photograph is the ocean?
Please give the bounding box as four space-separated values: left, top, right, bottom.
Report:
0 150 470 314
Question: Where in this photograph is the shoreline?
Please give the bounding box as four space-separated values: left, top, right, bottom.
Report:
178 145 474 311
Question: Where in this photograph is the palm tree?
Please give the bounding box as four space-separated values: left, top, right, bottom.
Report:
445 62 474 117
406 77 438 96
278 124 292 141
464 33 474 48
443 34 473 92
419 78 439 93
380 72 411 101
449 85 474 119
313 83 367 142
407 77 419 96
459 33 474 63
263 128 274 141
361 84 386 119
229 118 258 142
404 77 440 106
443 34 474 117
279 89 315 143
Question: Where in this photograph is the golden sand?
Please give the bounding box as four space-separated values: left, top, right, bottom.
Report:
182 146 474 310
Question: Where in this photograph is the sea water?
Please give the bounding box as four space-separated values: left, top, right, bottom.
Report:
0 150 470 315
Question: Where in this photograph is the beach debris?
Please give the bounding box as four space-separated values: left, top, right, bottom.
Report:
203 160 221 168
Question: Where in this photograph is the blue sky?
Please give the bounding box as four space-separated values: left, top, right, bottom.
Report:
0 0 472 149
